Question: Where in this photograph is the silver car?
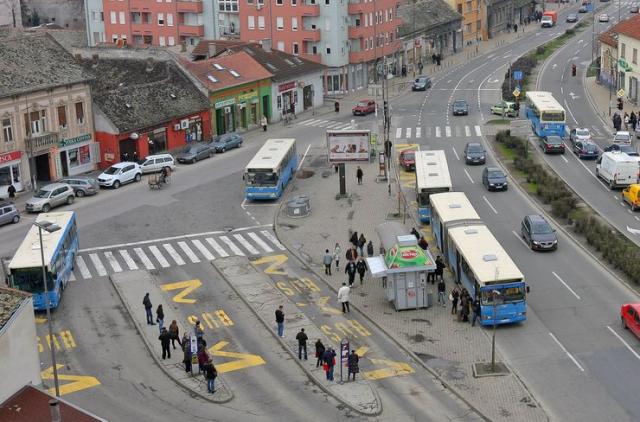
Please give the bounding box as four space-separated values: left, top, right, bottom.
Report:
25 183 75 213
0 201 20 226
59 177 99 197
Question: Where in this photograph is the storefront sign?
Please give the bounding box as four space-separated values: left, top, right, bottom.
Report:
0 150 22 164
58 133 92 148
215 98 236 109
278 81 296 92
238 91 257 102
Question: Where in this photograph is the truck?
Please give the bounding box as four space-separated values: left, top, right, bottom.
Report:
541 11 558 27
595 151 640 189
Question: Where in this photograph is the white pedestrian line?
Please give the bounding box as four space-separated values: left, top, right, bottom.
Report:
311 120 329 127
416 127 422 138
301 119 319 126
163 243 186 265
607 326 640 361
465 126 471 137
406 127 412 139
192 239 215 261
445 126 452 137
178 241 200 263
396 128 402 138
248 232 274 253
326 122 343 129
75 256 92 279
552 271 581 300
233 234 260 254
475 125 482 136
261 230 287 250
104 251 123 273
561 155 569 163
149 245 170 268
220 236 245 256
119 250 139 270
435 127 441 138
206 237 229 257
89 253 107 277
134 247 156 270
549 332 585 372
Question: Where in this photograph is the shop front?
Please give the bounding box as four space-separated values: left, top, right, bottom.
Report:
214 98 237 135
277 81 297 117
272 73 323 120
56 133 98 178
0 150 25 197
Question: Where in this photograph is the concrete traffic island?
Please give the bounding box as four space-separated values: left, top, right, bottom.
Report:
110 270 233 404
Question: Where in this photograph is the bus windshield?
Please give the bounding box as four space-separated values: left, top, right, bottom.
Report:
11 268 54 293
246 171 278 187
481 285 525 305
541 111 565 122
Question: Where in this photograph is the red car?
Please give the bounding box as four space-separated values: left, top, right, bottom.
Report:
399 149 417 171
621 303 640 339
352 99 376 116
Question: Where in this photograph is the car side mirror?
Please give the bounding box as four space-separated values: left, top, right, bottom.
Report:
526 286 530 293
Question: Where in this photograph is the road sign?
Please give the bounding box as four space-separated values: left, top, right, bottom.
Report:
513 70 523 81
617 89 625 98
513 88 521 97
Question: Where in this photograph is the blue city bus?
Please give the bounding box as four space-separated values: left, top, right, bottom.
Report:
446 224 527 325
414 150 452 223
9 211 78 310
245 138 297 200
525 91 566 137
429 192 482 254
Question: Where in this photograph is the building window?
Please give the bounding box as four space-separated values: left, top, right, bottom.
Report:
24 110 46 136
167 13 174 26
158 13 164 26
292 0 297 4
277 41 285 51
476 20 481 32
325 17 330 31
325 0 329 4
258 16 265 29
326 46 331 54
293 42 299 55
465 23 471 32
2 118 13 143
159 35 166 46
119 11 126 24
621 43 626 59
312 45 317 54
92 11 103 22
292 17 298 30
110 11 116 24
112 34 118 43
75 102 85 125
277 95 282 109
57 106 67 129
276 16 284 30
219 0 239 12
248 16 255 29
633 48 638 65
167 36 174 46
277 0 283 4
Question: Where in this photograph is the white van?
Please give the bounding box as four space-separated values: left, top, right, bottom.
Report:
139 153 176 174
596 151 640 189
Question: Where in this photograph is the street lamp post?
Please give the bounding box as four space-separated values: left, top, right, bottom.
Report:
491 289 501 372
35 220 61 397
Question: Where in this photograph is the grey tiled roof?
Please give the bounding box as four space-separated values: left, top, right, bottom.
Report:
0 287 30 332
398 0 462 38
81 58 211 133
0 32 92 98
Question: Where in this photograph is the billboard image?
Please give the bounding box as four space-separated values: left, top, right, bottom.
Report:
327 130 370 163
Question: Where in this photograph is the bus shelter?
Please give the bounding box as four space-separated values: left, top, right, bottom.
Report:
366 222 436 311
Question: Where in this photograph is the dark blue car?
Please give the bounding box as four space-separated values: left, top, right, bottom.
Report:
210 133 243 153
573 141 599 159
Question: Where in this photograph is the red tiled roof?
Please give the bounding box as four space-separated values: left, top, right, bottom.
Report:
0 385 107 422
613 14 640 40
191 39 245 57
598 28 618 47
181 51 273 92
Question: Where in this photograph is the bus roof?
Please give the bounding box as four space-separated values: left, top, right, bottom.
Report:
429 192 481 224
245 138 296 171
448 224 524 284
9 212 76 270
525 91 564 112
415 150 452 191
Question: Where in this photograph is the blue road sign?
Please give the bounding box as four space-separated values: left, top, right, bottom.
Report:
513 70 523 81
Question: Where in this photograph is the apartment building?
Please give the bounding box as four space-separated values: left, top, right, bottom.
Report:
239 0 402 94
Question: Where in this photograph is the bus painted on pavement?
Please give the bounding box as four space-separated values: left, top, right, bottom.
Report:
525 91 566 138
245 138 297 200
429 192 482 254
414 150 452 223
9 211 78 310
446 224 527 325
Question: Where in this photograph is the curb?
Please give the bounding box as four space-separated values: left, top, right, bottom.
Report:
108 273 234 404
208 259 383 416
582 74 613 135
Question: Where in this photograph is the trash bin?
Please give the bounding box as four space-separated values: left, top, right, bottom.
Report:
334 101 340 113
286 195 311 218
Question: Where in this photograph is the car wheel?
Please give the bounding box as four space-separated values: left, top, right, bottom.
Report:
135 173 141 182
12 215 19 224
76 190 85 198
113 180 121 189
191 158 196 164
221 147 226 153
42 204 51 213
66 196 74 205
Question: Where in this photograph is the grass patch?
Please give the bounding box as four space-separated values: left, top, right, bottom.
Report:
495 142 516 161
586 57 600 78
526 181 538 194
486 119 511 125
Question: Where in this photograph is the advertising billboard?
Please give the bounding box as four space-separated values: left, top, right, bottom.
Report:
327 130 371 163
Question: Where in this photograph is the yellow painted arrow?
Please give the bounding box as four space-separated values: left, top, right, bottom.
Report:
252 254 288 275
355 346 369 357
41 365 101 396
208 341 266 373
160 279 202 303
363 359 414 381
317 296 343 315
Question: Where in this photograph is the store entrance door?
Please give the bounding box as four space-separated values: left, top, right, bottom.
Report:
60 150 69 176
34 153 51 182
303 86 313 110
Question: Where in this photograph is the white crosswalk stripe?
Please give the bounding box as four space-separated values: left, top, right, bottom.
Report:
163 243 185 265
178 241 200 263
445 126 452 137
149 245 170 268
89 253 107 277
69 272 76 282
119 250 139 270
206 237 229 257
416 127 421 138
134 247 155 270
248 232 273 253
261 230 287 250
234 234 260 254
465 126 471 137
406 127 412 138
435 127 441 138
475 125 482 136
191 239 215 261
75 256 91 279
396 127 402 138
220 236 245 256
104 251 122 273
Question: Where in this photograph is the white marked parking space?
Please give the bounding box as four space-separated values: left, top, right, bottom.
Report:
552 271 581 300
549 332 585 372
561 155 569 163
482 195 499 214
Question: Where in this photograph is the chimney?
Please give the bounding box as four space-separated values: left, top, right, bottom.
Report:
261 38 272 53
146 57 154 73
49 399 61 422
208 42 217 58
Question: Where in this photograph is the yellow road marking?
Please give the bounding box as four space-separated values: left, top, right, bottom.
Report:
60 330 76 349
296 302 307 307
35 316 47 324
394 143 419 151
209 341 266 373
355 346 369 357
317 296 343 315
160 279 202 303
252 254 289 275
215 310 234 326
199 312 220 329
363 359 415 380
41 365 100 396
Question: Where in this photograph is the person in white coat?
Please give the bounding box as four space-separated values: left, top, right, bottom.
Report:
337 282 351 313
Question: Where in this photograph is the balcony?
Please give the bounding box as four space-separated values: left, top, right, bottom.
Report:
129 0 152 10
131 19 153 33
27 132 59 154
178 24 205 37
300 53 321 63
301 29 320 42
299 3 320 16
348 0 373 15
348 25 368 39
177 0 203 13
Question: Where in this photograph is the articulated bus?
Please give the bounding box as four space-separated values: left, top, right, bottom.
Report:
414 150 452 223
446 224 527 325
9 211 78 310
525 91 566 137
429 192 482 254
244 138 297 200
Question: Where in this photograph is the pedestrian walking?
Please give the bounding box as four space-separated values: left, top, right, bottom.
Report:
275 305 285 337
630 111 637 131
338 282 351 313
345 261 357 286
323 348 337 381
367 240 374 257
168 320 181 349
143 293 154 325
323 249 333 275
346 246 358 262
411 227 420 240
315 339 326 368
182 335 192 373
435 256 445 281
431 53 437 64
159 327 171 360
418 236 428 250
356 258 367 285
296 328 308 360
471 298 481 327
350 231 359 248
357 233 366 256
348 350 360 381
334 243 341 270
460 296 470 322
437 279 446 306
624 113 630 130
203 359 218 393
156 304 164 333
261 115 268 132
513 23 518 33
7 184 16 199
451 287 460 315
197 344 210 373
356 166 363 185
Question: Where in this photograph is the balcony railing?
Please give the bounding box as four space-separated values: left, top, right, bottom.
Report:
301 29 320 42
178 24 205 37
27 132 59 154
349 41 400 63
299 3 320 16
177 0 204 13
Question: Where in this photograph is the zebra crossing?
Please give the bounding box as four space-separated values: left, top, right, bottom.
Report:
71 229 286 280
297 118 357 129
394 125 483 139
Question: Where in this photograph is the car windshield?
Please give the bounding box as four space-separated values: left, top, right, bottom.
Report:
454 101 466 107
547 137 562 145
416 78 427 83
532 222 553 234
403 152 415 160
488 170 504 178
33 189 51 198
103 166 120 175
467 144 483 152
584 143 597 151
576 129 590 136
357 101 369 107
246 171 278 187
620 145 635 152
615 134 630 141
182 146 199 153
215 136 230 143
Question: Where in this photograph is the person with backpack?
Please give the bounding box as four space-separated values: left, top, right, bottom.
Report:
182 334 193 373
322 348 337 381
345 261 357 286
315 339 326 368
203 359 218 393
356 258 367 285
143 293 154 325
168 320 181 349
437 279 446 307
296 328 309 360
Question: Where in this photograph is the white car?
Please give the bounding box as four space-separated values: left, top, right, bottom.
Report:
613 131 632 145
98 162 142 188
599 13 609 22
139 153 176 174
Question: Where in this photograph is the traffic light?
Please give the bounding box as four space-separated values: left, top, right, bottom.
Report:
618 98 624 110
571 64 576 77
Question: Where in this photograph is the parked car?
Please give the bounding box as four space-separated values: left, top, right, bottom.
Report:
0 201 20 226
399 149 417 171
566 13 578 22
482 167 508 191
412 76 432 91
25 183 75 213
623 184 640 210
569 128 591 144
59 176 100 197
599 13 609 22
210 133 243 153
175 143 213 164
521 214 558 251
97 162 142 189
578 5 589 12
139 153 176 174
540 135 566 154
613 131 632 145
452 100 469 116
464 142 486 165
621 303 640 339
604 143 638 156
352 99 376 115
572 141 600 159
630 4 639 13
490 101 518 117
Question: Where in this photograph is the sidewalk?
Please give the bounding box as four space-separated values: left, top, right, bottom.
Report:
583 76 639 135
274 145 548 422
